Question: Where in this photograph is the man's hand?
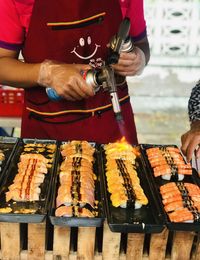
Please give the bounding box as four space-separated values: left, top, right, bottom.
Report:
37 60 95 101
112 47 146 76
181 120 200 162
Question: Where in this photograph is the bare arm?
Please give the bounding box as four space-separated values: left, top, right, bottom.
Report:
134 36 150 65
0 48 94 100
0 48 40 88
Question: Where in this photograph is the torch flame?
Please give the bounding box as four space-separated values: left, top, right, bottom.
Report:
119 136 127 143
114 136 140 156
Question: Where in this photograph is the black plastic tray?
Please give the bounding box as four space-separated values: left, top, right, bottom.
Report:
140 143 200 231
49 142 105 227
100 145 165 233
0 136 19 184
0 138 58 223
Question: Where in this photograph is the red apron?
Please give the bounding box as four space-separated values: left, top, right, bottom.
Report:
21 0 138 144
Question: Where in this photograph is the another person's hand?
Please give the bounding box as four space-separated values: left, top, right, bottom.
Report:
181 120 200 162
112 47 146 77
37 60 95 101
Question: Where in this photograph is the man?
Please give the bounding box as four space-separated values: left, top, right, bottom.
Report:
0 0 150 143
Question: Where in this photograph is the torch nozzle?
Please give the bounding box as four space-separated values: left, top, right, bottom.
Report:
110 91 124 122
115 112 123 122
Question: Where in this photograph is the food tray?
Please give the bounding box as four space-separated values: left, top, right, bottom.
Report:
49 142 105 227
0 136 19 184
0 138 58 223
100 145 165 233
140 143 200 231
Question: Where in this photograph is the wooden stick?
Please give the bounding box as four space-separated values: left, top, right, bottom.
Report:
149 228 169 260
171 231 195 260
193 232 200 260
77 227 96 260
53 226 70 259
102 222 120 260
126 233 145 260
0 222 21 259
28 222 46 260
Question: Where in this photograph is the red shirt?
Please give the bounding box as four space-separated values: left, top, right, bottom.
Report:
0 0 146 51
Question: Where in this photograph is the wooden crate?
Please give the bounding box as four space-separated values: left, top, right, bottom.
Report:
0 221 199 260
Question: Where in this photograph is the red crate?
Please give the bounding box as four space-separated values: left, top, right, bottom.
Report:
0 88 24 117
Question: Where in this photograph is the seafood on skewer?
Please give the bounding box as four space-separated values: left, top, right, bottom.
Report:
168 207 200 223
55 141 97 218
160 182 200 223
104 141 148 209
60 157 93 173
55 205 95 217
146 146 192 181
104 142 136 163
6 153 49 202
61 141 95 162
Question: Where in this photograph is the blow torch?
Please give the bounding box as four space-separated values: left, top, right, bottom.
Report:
82 65 123 121
107 17 134 65
81 17 134 121
46 17 134 122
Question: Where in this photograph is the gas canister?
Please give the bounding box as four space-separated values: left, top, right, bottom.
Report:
46 69 100 101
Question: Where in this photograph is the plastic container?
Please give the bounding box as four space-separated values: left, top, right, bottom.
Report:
0 88 24 117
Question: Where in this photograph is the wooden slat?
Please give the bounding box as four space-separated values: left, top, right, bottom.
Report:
69 252 77 260
119 253 126 260
45 251 53 260
191 232 200 260
94 252 103 260
53 226 70 260
54 251 103 259
4 250 105 260
21 250 53 260
171 231 195 260
1 222 199 259
20 250 28 260
0 222 21 259
102 222 120 260
28 222 46 260
149 228 169 260
126 233 145 260
77 227 96 260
